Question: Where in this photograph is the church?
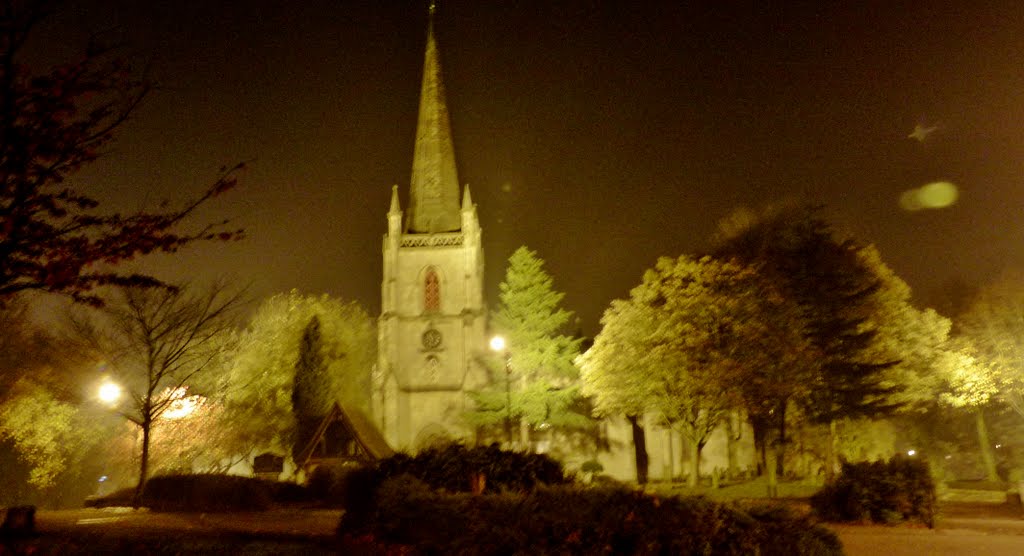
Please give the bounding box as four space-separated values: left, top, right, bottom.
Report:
372 8 488 452
368 8 752 482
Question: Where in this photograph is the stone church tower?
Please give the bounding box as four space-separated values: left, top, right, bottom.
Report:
374 10 487 451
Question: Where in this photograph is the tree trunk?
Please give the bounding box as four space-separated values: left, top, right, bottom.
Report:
133 418 152 508
824 419 838 483
667 428 675 481
725 411 740 479
687 436 702 488
627 414 649 484
519 418 530 450
775 403 787 478
752 419 766 476
975 409 999 482
765 439 778 498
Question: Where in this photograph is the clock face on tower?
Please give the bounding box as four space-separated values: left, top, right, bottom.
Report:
422 328 443 350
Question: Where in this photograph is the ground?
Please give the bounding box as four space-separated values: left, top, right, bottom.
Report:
4 508 342 555
4 491 1024 554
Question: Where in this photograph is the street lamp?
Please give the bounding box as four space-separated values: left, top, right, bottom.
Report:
489 335 513 445
98 380 122 405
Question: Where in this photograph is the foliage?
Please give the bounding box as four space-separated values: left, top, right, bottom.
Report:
306 462 362 505
374 443 569 494
810 456 936 526
0 3 243 306
87 475 308 511
67 282 245 505
712 205 950 481
834 418 899 464
957 272 1024 420
712 205 905 424
581 254 816 485
336 444 569 533
339 477 844 556
940 347 999 408
144 393 248 475
220 290 376 459
468 246 586 434
0 378 77 487
856 246 951 411
0 299 118 497
142 474 275 512
291 315 333 459
292 315 330 420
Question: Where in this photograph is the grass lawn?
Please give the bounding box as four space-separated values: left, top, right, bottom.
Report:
643 475 823 501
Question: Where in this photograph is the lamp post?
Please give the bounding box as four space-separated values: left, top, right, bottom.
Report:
489 335 513 445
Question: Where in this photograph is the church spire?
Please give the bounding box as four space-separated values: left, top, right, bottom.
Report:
407 3 461 233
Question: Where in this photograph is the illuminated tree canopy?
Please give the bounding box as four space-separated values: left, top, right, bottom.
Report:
221 291 375 460
581 255 817 485
468 247 586 436
958 272 1024 420
0 299 95 491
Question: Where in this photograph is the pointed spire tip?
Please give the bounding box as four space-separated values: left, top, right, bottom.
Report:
389 184 401 214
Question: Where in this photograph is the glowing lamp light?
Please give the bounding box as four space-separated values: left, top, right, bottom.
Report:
98 381 122 405
907 449 917 457
489 335 506 352
161 387 202 420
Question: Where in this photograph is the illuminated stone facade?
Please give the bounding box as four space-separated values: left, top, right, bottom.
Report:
374 15 487 451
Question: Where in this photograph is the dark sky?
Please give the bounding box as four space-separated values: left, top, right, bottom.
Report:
31 0 1024 333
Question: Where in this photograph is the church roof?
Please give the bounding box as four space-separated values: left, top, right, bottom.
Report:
294 402 395 469
407 7 462 233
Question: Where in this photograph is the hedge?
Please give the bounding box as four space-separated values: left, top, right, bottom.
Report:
810 456 936 527
339 475 845 555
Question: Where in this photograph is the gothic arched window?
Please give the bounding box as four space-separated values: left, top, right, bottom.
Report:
424 268 440 313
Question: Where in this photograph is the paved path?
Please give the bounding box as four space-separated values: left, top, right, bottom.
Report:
831 516 1024 556
36 507 343 538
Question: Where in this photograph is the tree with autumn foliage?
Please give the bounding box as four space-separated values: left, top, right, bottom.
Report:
0 1 243 307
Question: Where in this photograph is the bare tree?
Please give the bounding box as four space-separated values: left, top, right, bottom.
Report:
69 282 245 506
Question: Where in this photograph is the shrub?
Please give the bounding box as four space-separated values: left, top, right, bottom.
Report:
376 443 569 493
811 456 936 527
306 463 364 507
336 443 569 520
269 480 311 504
142 474 275 512
83 487 134 508
338 477 843 555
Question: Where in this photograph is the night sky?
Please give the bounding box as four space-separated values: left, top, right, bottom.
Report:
30 1 1024 333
